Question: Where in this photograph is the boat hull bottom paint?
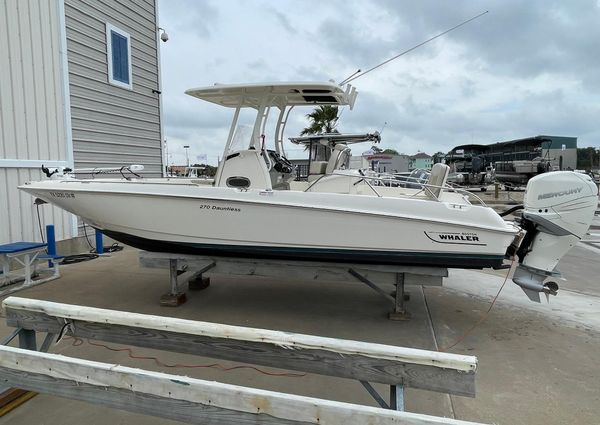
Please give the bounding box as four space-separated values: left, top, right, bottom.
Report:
102 229 505 269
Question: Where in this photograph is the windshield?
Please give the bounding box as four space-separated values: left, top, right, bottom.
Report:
227 125 253 155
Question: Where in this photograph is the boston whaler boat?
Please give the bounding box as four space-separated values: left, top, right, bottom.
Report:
20 82 598 301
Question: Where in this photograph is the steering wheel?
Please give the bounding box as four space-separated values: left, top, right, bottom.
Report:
268 150 293 174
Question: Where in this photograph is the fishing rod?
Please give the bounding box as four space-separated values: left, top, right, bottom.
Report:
339 10 488 85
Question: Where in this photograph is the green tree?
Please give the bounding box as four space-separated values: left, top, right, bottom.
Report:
577 147 600 170
191 163 218 177
300 106 340 135
382 148 399 155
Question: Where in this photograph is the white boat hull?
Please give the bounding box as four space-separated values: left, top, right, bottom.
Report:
20 179 518 268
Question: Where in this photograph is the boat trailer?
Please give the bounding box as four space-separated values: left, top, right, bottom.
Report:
138 251 448 320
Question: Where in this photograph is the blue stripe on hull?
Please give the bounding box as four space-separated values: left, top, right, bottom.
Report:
102 230 506 269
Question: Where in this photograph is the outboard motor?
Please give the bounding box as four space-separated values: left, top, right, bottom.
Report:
513 171 598 301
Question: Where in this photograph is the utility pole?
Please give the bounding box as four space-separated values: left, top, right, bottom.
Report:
184 145 190 167
164 139 168 175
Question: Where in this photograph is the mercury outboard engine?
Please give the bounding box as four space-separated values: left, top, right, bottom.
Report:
513 171 598 301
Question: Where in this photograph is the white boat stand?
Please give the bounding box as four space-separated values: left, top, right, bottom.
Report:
138 251 448 319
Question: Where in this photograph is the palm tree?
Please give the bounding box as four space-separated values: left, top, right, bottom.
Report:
300 105 339 135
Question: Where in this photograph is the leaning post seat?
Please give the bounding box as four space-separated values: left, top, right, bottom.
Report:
325 144 351 174
426 163 450 199
307 161 328 181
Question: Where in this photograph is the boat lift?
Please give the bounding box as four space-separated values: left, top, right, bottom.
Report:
138 251 448 320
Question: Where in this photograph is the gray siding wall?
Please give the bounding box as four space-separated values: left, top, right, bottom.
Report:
0 0 74 244
0 168 73 244
65 0 163 176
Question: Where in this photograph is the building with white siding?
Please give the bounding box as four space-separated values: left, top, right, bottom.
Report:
360 154 411 173
0 0 163 245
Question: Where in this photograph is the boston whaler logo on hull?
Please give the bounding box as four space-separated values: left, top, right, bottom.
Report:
424 231 486 246
537 187 582 200
199 204 241 212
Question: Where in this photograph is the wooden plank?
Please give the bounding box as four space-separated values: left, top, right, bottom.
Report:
404 274 443 286
139 252 447 286
139 252 449 277
0 388 30 409
3 297 477 396
0 388 37 417
0 346 485 425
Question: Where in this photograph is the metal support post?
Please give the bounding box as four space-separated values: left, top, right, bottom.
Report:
18 329 37 351
46 224 56 268
95 230 104 254
169 259 178 295
23 254 32 285
160 259 187 306
1 259 8 282
389 273 411 320
390 384 405 411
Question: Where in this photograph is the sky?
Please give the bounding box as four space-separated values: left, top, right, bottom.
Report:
157 0 600 166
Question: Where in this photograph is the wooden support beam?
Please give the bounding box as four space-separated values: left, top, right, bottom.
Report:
0 346 485 425
139 252 447 286
0 388 37 417
3 297 477 396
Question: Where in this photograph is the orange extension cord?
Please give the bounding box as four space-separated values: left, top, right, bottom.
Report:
439 256 516 352
64 336 306 378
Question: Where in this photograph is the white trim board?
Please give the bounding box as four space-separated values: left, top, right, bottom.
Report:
0 346 484 425
154 0 166 176
57 0 77 237
105 22 133 90
0 159 69 168
57 0 73 169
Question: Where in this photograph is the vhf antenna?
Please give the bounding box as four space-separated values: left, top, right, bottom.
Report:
339 10 488 85
379 121 388 135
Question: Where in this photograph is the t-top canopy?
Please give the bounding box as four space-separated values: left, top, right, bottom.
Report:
185 81 357 110
289 132 381 146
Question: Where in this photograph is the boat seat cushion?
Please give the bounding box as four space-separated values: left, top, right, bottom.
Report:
325 144 350 174
309 161 327 175
426 163 450 199
0 242 47 254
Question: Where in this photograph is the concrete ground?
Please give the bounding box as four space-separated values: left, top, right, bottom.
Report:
0 243 599 425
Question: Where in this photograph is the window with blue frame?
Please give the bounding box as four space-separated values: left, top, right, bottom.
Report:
106 23 132 89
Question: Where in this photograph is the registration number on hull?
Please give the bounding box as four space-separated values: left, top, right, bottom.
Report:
49 191 75 198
